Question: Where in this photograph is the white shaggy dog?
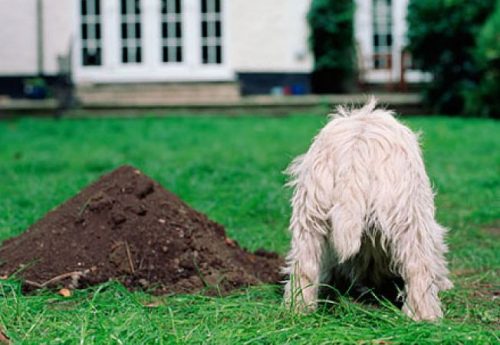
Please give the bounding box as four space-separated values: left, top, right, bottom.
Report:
283 99 452 321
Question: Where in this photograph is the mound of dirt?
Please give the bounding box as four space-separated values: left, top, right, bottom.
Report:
0 165 283 295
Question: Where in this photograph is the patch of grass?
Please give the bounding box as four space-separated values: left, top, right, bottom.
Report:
0 114 499 344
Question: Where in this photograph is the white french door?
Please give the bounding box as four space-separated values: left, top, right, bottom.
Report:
73 0 232 83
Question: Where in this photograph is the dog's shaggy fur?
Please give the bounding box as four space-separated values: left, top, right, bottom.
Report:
283 99 452 321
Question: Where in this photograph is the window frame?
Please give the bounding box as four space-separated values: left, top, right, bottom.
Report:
73 0 232 83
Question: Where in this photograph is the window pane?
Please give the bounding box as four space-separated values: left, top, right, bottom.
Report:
82 48 88 64
121 23 127 39
81 0 87 16
83 48 101 66
135 22 141 38
82 24 88 39
82 48 87 64
215 21 221 37
201 0 223 64
201 21 208 38
96 48 102 65
176 47 182 62
202 45 208 64
95 23 101 39
216 45 221 64
162 22 168 37
163 47 169 62
161 0 183 63
95 0 101 15
121 0 142 63
122 47 128 63
80 0 102 66
176 22 182 38
136 47 142 63
121 0 126 14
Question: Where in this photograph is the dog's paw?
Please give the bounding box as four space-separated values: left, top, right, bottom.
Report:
284 284 318 314
438 278 453 291
285 298 318 314
402 302 443 322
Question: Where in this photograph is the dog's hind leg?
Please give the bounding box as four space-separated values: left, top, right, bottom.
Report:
284 228 330 313
388 214 451 321
284 154 336 313
369 132 452 321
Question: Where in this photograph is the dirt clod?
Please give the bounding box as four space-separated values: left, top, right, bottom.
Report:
0 165 284 295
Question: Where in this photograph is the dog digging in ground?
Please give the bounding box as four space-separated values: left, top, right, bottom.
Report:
283 98 453 321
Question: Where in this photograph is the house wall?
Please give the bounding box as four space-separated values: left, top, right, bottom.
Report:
0 0 314 78
0 0 427 95
0 0 38 75
42 0 73 75
227 0 313 73
0 0 73 76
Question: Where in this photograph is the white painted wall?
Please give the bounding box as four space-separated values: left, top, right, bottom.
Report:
43 0 73 75
0 0 427 84
0 0 38 75
227 0 313 73
0 0 73 76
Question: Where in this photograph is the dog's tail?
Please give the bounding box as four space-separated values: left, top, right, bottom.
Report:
328 196 366 264
328 146 369 264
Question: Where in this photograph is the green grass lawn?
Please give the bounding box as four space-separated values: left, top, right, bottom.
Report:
0 114 498 344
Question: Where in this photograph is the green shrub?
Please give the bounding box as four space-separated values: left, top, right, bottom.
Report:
308 0 355 93
465 0 500 118
407 0 495 115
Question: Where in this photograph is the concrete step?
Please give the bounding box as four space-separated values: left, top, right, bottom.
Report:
0 93 425 117
77 82 241 105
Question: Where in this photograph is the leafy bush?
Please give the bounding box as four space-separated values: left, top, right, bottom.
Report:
465 0 500 118
407 0 495 115
308 0 355 93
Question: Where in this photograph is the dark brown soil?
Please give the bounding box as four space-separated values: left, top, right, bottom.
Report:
0 165 284 295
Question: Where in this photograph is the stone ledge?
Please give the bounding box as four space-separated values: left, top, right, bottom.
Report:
0 93 424 118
